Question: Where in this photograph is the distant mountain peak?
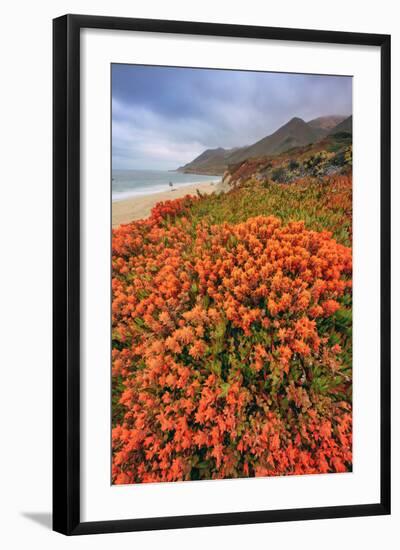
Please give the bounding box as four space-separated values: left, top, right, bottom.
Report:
328 115 352 135
226 116 317 164
288 116 306 124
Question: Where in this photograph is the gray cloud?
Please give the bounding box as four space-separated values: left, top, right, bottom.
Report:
112 65 352 170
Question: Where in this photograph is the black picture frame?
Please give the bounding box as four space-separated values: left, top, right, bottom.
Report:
53 14 391 535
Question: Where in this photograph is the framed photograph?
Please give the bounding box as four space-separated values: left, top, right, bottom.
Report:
53 14 391 535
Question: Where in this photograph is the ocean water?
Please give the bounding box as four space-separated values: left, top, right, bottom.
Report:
112 169 220 202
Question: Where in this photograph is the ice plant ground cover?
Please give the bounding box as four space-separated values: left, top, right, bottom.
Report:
112 172 352 484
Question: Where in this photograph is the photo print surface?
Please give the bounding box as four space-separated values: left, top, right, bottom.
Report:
111 64 353 485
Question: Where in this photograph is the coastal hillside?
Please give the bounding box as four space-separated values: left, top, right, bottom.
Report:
328 115 352 135
307 115 347 139
227 117 319 164
223 130 352 188
112 153 353 483
177 147 237 176
178 114 349 175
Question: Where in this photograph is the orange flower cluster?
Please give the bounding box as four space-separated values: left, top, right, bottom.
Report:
150 195 198 223
112 210 352 484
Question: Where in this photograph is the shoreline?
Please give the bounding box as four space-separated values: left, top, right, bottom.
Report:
112 180 220 226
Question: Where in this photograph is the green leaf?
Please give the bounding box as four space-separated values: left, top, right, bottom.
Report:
220 382 230 397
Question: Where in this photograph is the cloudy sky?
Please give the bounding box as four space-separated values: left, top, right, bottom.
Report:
112 64 352 171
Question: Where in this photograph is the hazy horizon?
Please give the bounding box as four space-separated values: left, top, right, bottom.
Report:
112 65 352 171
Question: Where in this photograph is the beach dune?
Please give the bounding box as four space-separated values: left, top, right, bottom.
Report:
112 181 219 226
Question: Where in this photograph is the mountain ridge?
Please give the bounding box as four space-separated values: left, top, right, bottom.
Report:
328 115 352 135
177 115 351 175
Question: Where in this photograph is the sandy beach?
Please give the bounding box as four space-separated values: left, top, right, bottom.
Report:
112 180 220 226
